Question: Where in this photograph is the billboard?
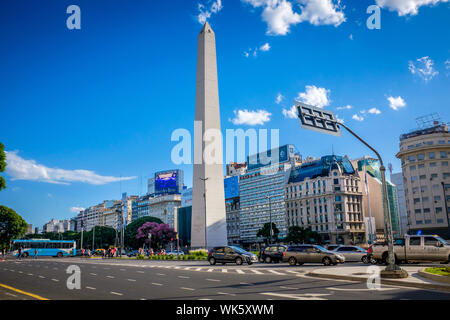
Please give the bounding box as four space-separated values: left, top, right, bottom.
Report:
247 145 293 171
224 176 239 199
154 170 181 195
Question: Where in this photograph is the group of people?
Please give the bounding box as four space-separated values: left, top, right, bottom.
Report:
139 248 166 256
104 247 118 258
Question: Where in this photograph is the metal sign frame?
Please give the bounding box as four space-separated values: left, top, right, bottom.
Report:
296 101 342 137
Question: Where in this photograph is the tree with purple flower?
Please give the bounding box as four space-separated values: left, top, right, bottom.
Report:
136 222 177 250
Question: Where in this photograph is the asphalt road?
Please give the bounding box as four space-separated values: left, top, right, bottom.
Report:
0 257 449 300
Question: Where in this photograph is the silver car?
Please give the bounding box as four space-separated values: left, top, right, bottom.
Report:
332 245 367 262
283 244 345 266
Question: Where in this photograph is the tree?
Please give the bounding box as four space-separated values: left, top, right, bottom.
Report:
0 142 6 191
124 216 163 249
0 206 28 250
285 226 321 244
257 222 280 245
136 222 177 250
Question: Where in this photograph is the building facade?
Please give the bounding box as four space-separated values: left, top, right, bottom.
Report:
131 193 181 228
286 155 365 244
43 219 70 233
396 122 450 238
226 162 247 177
391 172 409 236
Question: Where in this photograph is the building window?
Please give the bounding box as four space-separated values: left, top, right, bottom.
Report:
416 220 423 225
417 154 425 161
411 176 418 182
443 161 449 167
408 156 416 162
440 151 448 159
415 209 421 214
429 152 436 159
437 219 444 224
419 175 426 180
430 162 437 168
423 208 431 213
436 207 443 214
410 165 416 171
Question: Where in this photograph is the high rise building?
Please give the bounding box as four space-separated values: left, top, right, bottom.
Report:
42 219 70 233
390 172 409 236
191 22 227 249
27 224 33 234
131 193 181 228
396 121 450 238
226 162 247 177
225 176 240 245
239 145 296 245
286 155 365 244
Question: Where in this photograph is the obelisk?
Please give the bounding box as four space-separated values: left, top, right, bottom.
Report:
191 22 227 249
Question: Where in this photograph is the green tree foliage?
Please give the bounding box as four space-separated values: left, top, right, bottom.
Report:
0 206 28 249
285 226 321 244
0 142 6 191
84 226 116 249
124 216 163 249
257 222 280 245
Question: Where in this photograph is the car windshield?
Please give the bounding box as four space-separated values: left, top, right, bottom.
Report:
315 245 327 252
230 246 249 254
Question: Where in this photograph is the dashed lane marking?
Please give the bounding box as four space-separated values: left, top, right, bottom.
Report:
217 292 236 296
86 287 96 290
181 287 195 291
250 270 263 274
178 276 190 279
236 269 245 274
151 283 163 286
206 279 221 282
267 269 284 275
221 269 228 273
127 279 136 282
110 291 123 296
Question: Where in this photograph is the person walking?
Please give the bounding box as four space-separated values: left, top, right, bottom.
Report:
17 246 22 260
34 248 38 259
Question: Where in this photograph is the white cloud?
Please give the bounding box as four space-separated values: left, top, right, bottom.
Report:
275 93 284 104
230 109 271 125
352 114 364 121
387 96 406 110
296 85 331 108
368 107 381 115
70 207 85 213
260 42 271 51
336 105 352 110
244 51 250 58
408 56 438 81
242 0 346 35
446 59 450 69
197 0 223 24
349 33 353 40
5 151 136 185
297 0 346 26
47 193 53 198
282 105 298 119
375 0 448 16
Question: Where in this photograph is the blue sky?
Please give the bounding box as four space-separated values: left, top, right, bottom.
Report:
1 0 449 229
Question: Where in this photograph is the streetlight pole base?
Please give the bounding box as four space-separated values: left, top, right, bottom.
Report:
380 267 409 279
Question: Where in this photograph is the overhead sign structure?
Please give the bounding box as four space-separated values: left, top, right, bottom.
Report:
295 101 342 137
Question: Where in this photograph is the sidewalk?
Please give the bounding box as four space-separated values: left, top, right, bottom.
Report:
308 266 450 292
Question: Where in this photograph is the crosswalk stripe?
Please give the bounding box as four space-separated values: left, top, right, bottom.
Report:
221 269 228 273
267 269 285 275
236 269 245 274
250 269 263 274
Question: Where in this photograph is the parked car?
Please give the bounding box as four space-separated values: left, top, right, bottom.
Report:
166 250 184 256
258 245 287 263
208 246 258 265
93 249 105 256
127 250 140 257
325 244 340 251
331 245 367 262
283 244 345 266
371 234 450 264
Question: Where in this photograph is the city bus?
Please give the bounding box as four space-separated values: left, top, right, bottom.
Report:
10 239 76 258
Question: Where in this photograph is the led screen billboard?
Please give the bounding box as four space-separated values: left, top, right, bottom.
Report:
155 170 179 194
224 176 239 199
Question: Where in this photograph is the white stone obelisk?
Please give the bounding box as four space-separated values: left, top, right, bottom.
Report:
191 22 227 249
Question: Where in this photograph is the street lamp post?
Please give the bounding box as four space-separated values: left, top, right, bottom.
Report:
296 102 407 278
199 177 209 249
441 182 450 238
266 194 273 245
92 226 95 251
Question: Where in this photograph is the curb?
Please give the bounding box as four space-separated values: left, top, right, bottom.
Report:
307 271 450 292
418 268 450 285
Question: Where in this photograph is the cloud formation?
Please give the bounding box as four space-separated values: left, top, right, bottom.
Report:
5 151 136 185
352 114 364 121
275 93 284 104
376 0 448 16
296 85 331 108
197 0 223 24
336 105 352 110
70 207 85 213
408 56 438 81
230 109 272 125
387 96 406 110
368 107 381 114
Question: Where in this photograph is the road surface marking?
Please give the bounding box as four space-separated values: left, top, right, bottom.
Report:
221 269 228 273
27 273 33 276
279 286 298 290
195 268 203 271
51 279 59 282
217 292 236 296
18 271 23 274
110 291 123 296
198 298 212 300
183 267 192 270
286 270 302 274
86 287 96 290
250 270 263 274
106 276 115 279
137 271 145 273
38 276 45 279
236 269 245 274
127 279 136 282
0 283 49 300
326 287 397 292
260 292 330 300
207 268 214 272
151 283 163 286
156 273 165 276
90 273 97 276
206 278 221 282
120 269 126 271
181 287 195 291
178 276 190 279
53 268 58 270
267 269 285 275
174 267 181 269
5 292 18 298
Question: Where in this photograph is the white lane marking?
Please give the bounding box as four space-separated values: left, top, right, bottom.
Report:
181 287 195 291
86 287 96 290
236 269 245 274
38 275 45 279
267 269 285 275
137 271 145 274
156 273 165 276
326 287 398 292
207 268 214 272
250 269 263 274
198 298 212 300
27 273 33 276
106 276 115 279
119 269 126 271
110 291 123 296
183 267 192 270
195 268 203 271
221 269 228 273
279 286 298 290
286 270 302 274
90 273 97 276
206 278 221 282
18 271 23 274
127 279 136 282
174 267 181 269
152 283 163 286
260 292 330 300
178 276 190 279
217 292 236 296
51 279 59 282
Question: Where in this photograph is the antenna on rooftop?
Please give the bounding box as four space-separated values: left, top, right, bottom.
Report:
388 163 393 175
415 113 442 129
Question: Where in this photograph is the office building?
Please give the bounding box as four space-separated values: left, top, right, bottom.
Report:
225 176 240 245
396 120 450 238
390 172 409 236
131 193 181 228
226 162 247 177
286 155 365 244
43 219 70 233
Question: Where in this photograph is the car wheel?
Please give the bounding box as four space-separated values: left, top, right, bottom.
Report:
265 256 272 263
248 261 253 265
235 257 243 265
362 255 369 264
209 257 216 265
258 256 264 263
288 257 297 266
322 257 332 266
57 252 63 258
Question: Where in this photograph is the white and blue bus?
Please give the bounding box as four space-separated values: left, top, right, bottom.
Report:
11 239 76 258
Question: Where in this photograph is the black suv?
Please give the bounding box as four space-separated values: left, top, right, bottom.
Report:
208 246 258 265
259 245 287 263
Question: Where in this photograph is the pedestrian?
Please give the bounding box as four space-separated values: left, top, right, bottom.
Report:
17 246 22 260
81 248 85 258
34 248 38 259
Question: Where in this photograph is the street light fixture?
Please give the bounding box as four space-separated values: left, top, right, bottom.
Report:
296 101 407 278
266 194 273 245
